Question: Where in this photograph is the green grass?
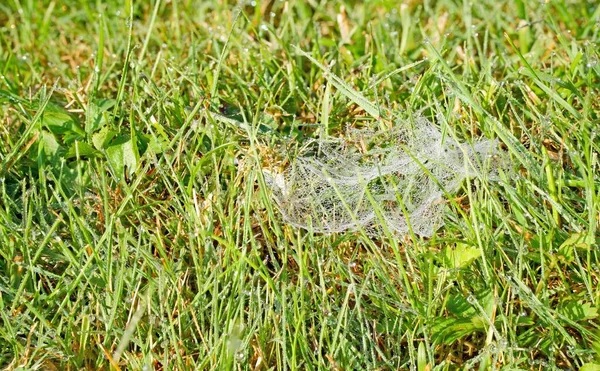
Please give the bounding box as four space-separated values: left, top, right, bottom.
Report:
0 0 599 369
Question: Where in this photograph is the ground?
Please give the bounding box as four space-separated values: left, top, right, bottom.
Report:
0 0 599 370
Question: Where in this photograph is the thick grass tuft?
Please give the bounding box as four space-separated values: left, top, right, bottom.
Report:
0 0 599 369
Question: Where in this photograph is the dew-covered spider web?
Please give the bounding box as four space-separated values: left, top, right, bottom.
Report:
264 116 502 237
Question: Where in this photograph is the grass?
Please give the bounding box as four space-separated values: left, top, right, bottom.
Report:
0 0 599 369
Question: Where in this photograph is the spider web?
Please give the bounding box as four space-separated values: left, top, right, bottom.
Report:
264 117 502 237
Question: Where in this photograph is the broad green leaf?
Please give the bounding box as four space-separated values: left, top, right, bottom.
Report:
430 317 480 344
417 342 427 371
39 130 60 157
41 106 85 138
443 243 481 269
558 301 598 322
41 109 73 132
447 295 476 317
92 126 118 150
447 289 494 319
66 141 98 158
478 288 496 318
560 233 590 249
581 364 600 371
106 138 139 178
558 233 591 263
147 134 168 155
85 98 116 134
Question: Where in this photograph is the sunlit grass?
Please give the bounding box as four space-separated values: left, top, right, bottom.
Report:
0 0 599 369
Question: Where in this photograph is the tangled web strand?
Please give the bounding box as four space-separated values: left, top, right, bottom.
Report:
264 117 500 237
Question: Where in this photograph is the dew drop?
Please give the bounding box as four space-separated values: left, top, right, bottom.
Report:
499 338 508 349
235 351 246 362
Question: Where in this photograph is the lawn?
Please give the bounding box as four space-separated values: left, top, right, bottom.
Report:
0 0 599 369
